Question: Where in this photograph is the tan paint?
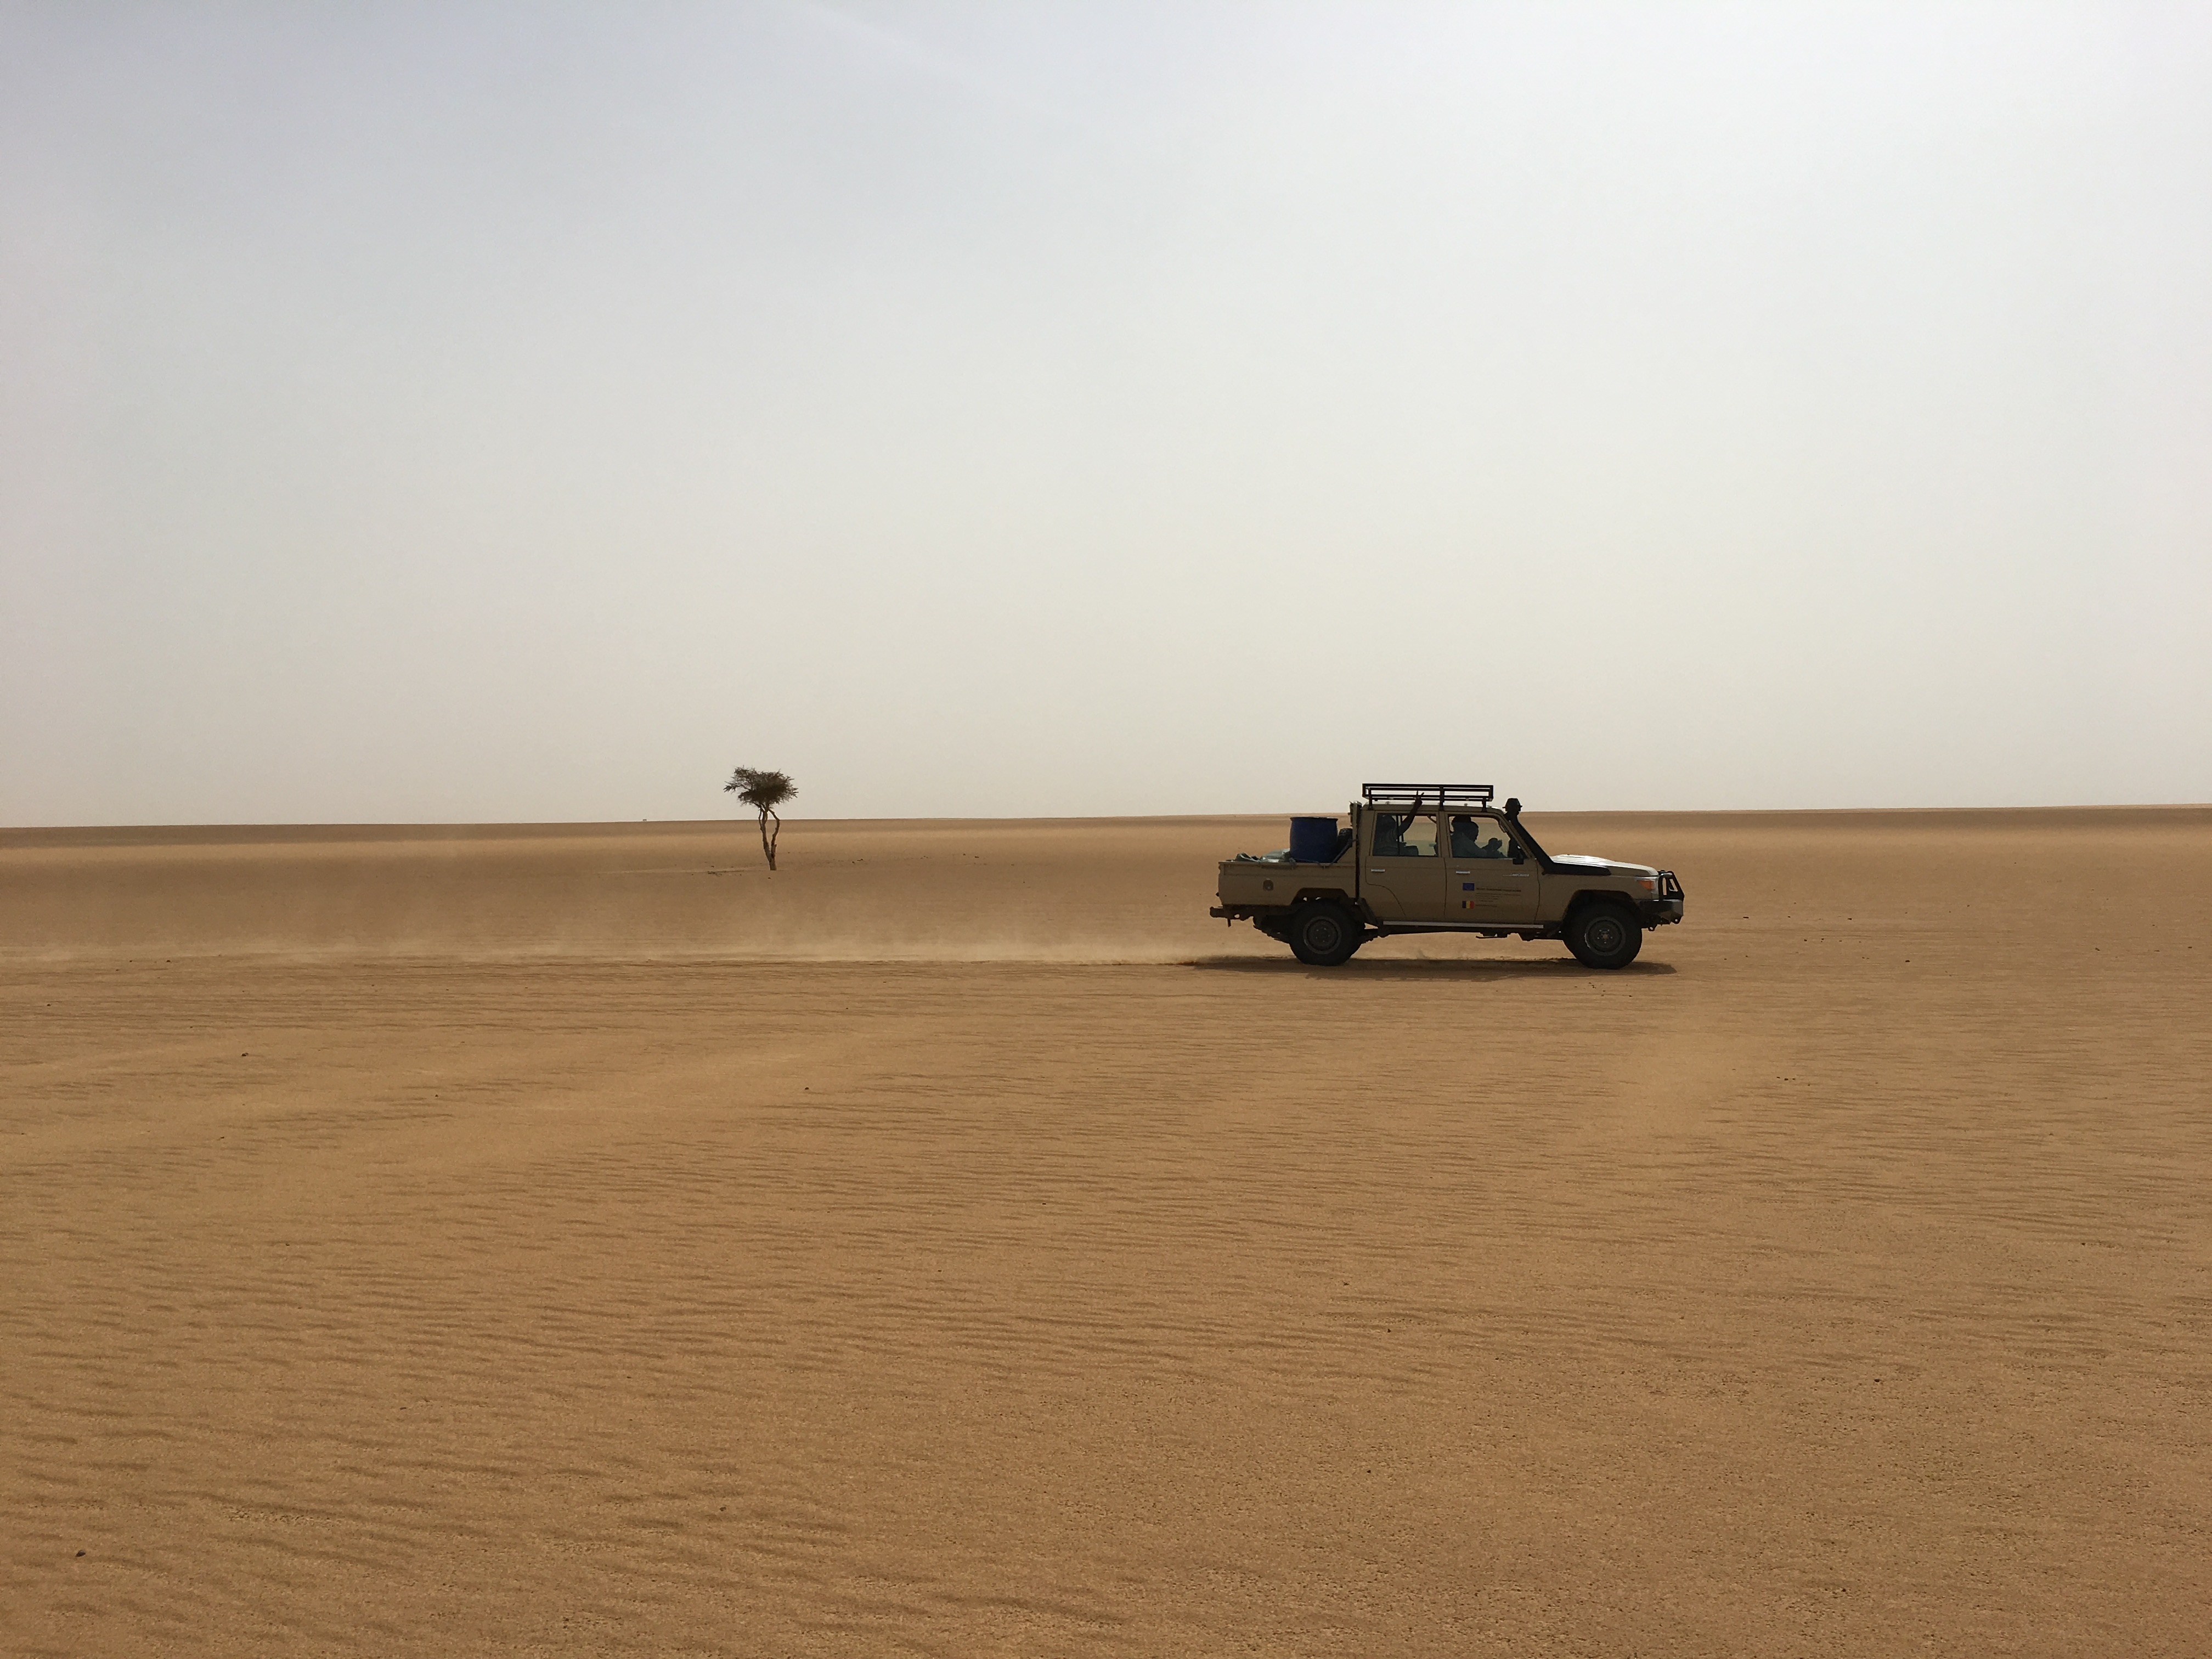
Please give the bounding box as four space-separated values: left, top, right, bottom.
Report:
1213 799 1684 939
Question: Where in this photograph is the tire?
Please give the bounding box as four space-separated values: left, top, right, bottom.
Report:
1288 902 1362 967
1565 902 1643 969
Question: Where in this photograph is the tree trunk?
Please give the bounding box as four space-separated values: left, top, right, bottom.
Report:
759 808 780 871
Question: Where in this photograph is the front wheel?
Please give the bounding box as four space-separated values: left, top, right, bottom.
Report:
1565 902 1643 969
1288 902 1362 967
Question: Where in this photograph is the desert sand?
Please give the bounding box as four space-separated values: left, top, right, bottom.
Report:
4 807 2209 1657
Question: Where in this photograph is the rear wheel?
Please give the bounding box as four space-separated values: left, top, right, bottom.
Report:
1288 902 1362 967
1565 902 1642 969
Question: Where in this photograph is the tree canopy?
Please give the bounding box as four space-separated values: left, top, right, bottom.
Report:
724 768 795 813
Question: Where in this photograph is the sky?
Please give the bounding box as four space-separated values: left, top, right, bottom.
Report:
3 1 2209 823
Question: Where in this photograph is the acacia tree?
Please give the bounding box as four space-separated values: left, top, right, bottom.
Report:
724 766 795 870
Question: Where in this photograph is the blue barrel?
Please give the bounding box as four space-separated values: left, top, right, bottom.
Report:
1289 815 1340 863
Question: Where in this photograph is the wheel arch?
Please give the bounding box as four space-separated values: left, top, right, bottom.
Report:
1561 888 1642 922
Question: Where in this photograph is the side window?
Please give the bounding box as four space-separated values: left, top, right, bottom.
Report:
1374 812 1439 857
1449 815 1514 859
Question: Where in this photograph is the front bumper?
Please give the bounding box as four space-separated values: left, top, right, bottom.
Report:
1639 870 1685 926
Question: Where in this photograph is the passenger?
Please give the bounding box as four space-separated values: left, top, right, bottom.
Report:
1373 814 1408 856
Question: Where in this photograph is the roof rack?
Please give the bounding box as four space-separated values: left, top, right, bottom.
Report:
1361 783 1495 809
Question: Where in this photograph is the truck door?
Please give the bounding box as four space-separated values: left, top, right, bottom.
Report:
1448 812 1541 923
1364 810 1448 922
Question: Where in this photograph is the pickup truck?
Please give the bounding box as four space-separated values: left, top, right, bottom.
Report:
1210 784 1684 968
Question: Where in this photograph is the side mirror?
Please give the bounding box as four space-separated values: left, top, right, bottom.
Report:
1511 850 1526 865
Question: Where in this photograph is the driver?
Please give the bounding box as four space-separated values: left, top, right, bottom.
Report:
1449 815 1476 856
1451 815 1509 858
